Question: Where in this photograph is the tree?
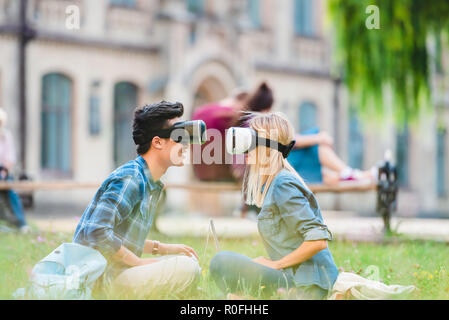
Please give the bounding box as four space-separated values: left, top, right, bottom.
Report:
328 0 449 123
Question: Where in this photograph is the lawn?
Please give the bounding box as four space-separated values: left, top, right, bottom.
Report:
0 228 448 299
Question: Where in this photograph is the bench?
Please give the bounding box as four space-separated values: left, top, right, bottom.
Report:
0 179 393 230
0 180 376 193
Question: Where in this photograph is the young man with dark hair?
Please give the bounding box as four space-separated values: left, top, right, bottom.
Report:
73 101 201 296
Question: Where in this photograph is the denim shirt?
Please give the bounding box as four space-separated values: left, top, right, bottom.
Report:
73 156 164 277
258 169 339 291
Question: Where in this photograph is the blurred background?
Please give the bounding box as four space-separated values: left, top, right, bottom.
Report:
0 0 448 226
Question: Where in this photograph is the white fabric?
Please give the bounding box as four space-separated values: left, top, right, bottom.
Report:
329 272 416 300
14 243 107 300
113 255 201 295
0 129 16 168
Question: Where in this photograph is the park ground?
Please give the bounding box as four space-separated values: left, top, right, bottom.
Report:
0 223 448 300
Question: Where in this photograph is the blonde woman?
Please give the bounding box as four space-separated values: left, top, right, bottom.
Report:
209 112 339 299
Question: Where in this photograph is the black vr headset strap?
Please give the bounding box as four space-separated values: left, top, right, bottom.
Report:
133 127 184 145
151 127 190 143
255 135 296 158
149 127 175 139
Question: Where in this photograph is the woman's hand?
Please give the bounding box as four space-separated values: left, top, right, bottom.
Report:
252 256 280 270
161 243 199 260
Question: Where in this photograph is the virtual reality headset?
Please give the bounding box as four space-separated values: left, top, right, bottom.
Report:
133 120 207 145
226 127 296 158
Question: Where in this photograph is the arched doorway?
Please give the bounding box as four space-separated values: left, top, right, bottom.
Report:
192 76 228 115
113 81 138 167
190 75 237 216
41 73 72 176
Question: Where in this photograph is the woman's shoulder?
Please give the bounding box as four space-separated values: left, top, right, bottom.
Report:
274 169 301 185
272 169 307 195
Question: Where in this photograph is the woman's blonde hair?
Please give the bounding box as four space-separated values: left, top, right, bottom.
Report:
243 112 307 207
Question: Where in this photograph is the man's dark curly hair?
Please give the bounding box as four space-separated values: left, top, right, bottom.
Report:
132 101 184 155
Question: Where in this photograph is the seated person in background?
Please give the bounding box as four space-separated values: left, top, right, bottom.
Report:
191 89 249 181
73 101 200 297
288 128 376 185
0 108 30 233
239 82 375 186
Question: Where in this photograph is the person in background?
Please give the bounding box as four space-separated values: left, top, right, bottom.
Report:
0 108 30 233
240 83 375 186
192 89 249 181
73 101 200 297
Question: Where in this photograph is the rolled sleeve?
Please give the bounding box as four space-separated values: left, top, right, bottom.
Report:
274 179 332 242
303 226 333 242
78 175 140 256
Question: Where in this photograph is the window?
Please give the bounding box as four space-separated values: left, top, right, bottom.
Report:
41 73 72 174
436 127 447 197
187 0 204 15
89 96 100 135
299 101 317 133
189 24 198 45
294 0 315 37
109 0 136 8
395 125 409 187
88 81 101 136
347 108 364 169
114 82 138 167
248 0 261 29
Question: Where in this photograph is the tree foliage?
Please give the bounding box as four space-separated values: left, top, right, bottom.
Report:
328 0 449 123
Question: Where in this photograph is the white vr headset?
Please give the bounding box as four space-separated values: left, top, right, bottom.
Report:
226 127 296 158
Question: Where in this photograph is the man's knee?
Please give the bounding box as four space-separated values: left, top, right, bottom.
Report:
176 255 201 280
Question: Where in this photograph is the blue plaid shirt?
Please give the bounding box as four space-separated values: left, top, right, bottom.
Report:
73 156 164 274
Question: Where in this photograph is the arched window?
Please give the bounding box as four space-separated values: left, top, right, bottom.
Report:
396 125 409 187
347 108 364 169
109 0 136 8
299 101 317 133
41 73 72 174
294 0 315 37
187 0 204 15
114 82 138 167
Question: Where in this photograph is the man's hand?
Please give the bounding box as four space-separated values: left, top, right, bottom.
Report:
161 243 199 260
252 256 280 270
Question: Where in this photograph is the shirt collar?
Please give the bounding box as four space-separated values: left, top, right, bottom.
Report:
136 155 164 191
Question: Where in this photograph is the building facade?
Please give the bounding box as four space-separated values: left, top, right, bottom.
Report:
0 0 448 217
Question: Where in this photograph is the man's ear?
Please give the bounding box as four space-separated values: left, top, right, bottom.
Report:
151 136 164 150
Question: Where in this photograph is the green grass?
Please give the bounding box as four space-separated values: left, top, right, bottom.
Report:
0 228 448 300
